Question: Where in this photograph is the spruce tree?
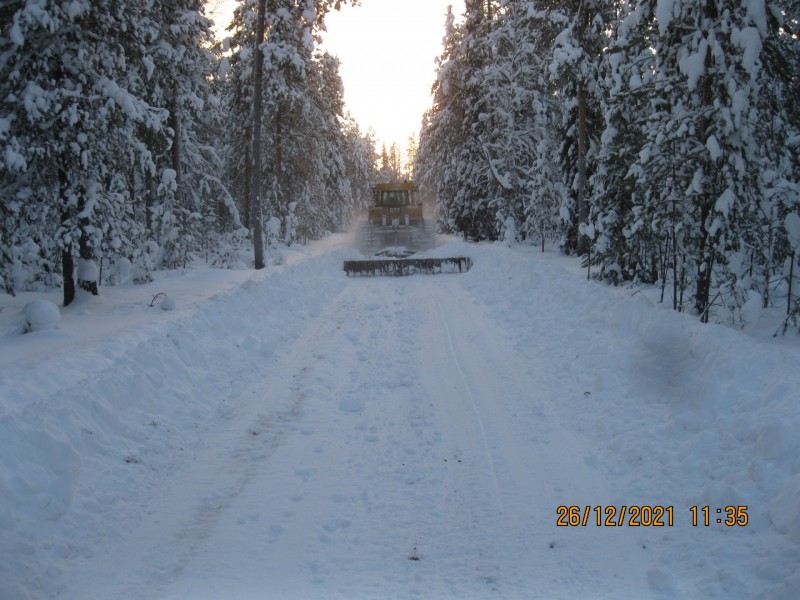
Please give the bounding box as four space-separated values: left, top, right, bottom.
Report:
418 5 468 235
0 1 166 303
631 0 773 319
542 0 609 256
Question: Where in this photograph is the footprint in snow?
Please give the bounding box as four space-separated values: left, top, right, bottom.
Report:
294 468 316 482
322 519 351 533
339 398 365 413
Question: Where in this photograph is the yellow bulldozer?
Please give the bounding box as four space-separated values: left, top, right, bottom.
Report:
357 182 431 254
344 182 472 277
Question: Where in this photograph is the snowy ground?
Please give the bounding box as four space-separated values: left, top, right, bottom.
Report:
1 234 799 599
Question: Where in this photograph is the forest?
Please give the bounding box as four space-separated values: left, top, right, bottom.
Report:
419 0 800 325
2 0 800 327
0 0 377 305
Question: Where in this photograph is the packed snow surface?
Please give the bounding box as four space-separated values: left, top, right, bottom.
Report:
1 235 799 599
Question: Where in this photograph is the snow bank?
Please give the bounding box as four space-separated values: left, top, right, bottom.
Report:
446 240 800 598
0 243 351 599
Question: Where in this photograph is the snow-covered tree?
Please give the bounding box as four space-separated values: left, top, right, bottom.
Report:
223 0 360 260
0 1 167 303
538 0 610 256
418 5 467 235
420 1 567 244
0 0 236 296
287 50 355 240
744 2 800 316
377 143 405 183
589 2 663 286
483 1 565 247
583 0 800 324
419 2 506 241
342 119 379 214
622 0 783 319
146 0 239 269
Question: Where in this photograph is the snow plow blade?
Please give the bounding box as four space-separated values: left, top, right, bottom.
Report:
344 257 473 277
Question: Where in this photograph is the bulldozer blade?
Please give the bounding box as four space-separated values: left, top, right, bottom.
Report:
344 256 473 277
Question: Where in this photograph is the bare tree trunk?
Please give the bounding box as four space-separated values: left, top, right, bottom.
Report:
145 167 156 235
695 203 712 319
62 246 74 305
243 142 252 231
672 196 679 310
573 3 591 257
789 251 795 316
170 85 183 214
77 226 98 295
695 2 718 320
250 0 267 270
576 79 589 256
763 223 773 308
60 169 76 306
275 106 283 214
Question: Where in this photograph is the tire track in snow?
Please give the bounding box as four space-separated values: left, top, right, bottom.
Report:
150 276 515 599
62 280 370 599
417 275 655 597
155 278 460 598
397 277 509 595
432 286 504 513
60 255 655 599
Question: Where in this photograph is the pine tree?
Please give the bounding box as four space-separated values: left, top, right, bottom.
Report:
481 1 565 246
451 0 504 240
377 143 401 182
420 1 506 241
629 0 774 319
0 1 167 304
420 0 568 243
589 1 663 286
289 50 354 240
541 0 610 256
342 118 378 217
0 0 232 296
216 1 258 234
150 0 237 270
405 133 419 181
223 0 359 258
418 5 468 235
745 2 800 316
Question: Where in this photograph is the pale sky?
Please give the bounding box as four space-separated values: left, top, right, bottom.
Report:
206 0 459 157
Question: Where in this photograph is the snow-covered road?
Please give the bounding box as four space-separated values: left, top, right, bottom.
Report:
3 236 799 599
59 268 650 599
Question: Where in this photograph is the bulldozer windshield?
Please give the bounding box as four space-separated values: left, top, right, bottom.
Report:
380 190 410 207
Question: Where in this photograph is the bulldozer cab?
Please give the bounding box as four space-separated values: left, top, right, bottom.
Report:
373 182 417 208
378 189 410 208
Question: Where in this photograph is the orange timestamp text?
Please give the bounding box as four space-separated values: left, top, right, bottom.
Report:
557 505 675 527
556 505 749 527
